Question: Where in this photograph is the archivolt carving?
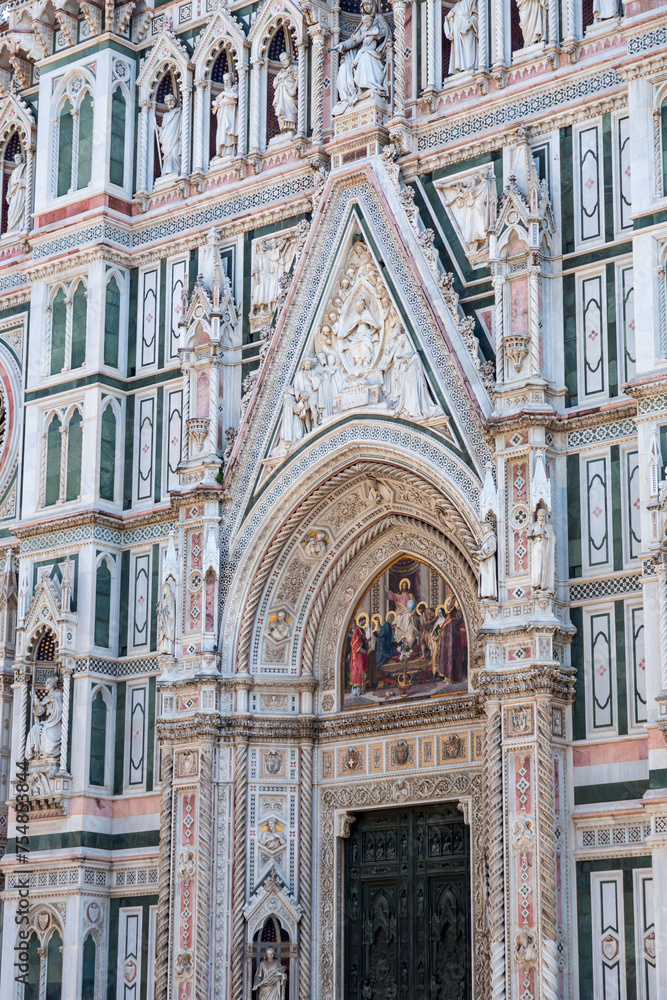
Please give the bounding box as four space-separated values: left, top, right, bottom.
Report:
225 459 481 676
318 771 486 1000
310 519 480 696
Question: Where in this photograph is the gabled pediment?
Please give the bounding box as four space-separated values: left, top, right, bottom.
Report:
193 8 247 74
244 868 302 941
136 28 192 94
0 86 36 144
223 165 491 540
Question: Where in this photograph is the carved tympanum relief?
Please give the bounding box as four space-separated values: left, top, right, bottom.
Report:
250 229 300 332
271 242 445 458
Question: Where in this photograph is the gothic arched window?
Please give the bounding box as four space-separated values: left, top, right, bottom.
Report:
50 288 67 375
71 281 87 369
89 688 108 781
45 414 62 506
46 930 63 1000
110 87 127 187
57 99 74 197
35 631 56 662
104 276 121 368
95 561 112 649
77 91 94 189
23 932 40 1000
82 934 97 999
66 410 83 501
100 402 117 502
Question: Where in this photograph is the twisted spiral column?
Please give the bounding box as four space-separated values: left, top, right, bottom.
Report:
196 747 214 1000
231 741 248 1000
484 701 506 1000
248 58 262 156
298 744 314 1000
391 0 406 118
58 668 71 773
16 674 28 762
528 265 541 376
536 699 559 1000
156 747 174 1000
309 26 325 146
657 560 667 691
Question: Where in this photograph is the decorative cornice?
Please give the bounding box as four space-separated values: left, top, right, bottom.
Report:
478 663 577 700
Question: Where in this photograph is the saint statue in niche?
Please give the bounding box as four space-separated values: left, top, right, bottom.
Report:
342 556 468 709
157 93 182 176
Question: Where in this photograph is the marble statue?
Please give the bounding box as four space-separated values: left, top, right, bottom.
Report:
272 52 298 133
259 817 286 850
444 0 479 73
293 358 321 433
315 352 337 419
270 243 446 457
304 530 328 557
593 0 619 18
472 522 497 600
516 0 548 45
157 580 177 655
157 94 182 175
442 171 494 250
274 386 305 456
6 152 26 234
331 0 390 115
267 610 291 642
251 233 297 320
25 675 62 760
212 73 238 158
528 507 555 593
253 949 287 1000
382 335 440 420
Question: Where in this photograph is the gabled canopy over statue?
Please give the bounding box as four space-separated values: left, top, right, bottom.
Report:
331 0 390 115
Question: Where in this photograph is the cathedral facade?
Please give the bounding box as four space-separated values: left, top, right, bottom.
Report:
0 0 663 997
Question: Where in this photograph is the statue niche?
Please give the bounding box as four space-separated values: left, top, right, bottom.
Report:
271 242 445 458
266 27 298 145
210 48 238 162
154 72 182 181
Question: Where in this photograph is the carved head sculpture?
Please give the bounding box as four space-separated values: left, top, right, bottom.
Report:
279 52 291 68
223 71 235 88
302 358 313 371
265 948 276 962
275 610 287 623
165 94 176 110
13 153 23 167
317 352 327 366
536 507 547 526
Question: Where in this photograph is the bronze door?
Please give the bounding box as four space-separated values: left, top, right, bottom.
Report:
344 804 471 1000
